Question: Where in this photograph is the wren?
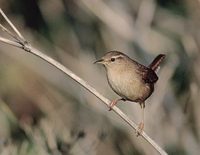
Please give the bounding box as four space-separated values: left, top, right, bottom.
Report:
94 51 165 135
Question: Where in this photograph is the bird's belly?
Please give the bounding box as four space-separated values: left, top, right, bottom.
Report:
108 74 151 102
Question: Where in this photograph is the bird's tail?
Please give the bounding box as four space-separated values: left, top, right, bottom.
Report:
148 54 166 72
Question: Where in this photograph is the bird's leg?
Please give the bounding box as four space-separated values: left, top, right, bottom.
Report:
108 98 126 111
136 102 145 136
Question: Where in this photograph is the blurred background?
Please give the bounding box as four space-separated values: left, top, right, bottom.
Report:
0 0 200 154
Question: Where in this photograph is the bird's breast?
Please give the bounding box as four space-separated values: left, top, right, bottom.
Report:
107 69 152 102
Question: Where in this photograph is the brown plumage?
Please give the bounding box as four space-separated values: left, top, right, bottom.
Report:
94 51 165 135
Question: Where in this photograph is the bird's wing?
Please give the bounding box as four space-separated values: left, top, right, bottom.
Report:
136 54 165 83
143 68 158 83
136 64 158 83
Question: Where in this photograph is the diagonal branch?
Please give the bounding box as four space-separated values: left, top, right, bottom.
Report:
0 9 168 155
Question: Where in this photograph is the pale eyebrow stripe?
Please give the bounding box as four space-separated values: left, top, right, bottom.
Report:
112 55 124 59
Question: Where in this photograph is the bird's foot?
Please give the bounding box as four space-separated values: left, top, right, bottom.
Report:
108 100 116 111
136 122 144 137
108 98 126 111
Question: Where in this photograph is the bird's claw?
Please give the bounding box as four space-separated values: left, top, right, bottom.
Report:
108 98 125 111
136 122 144 137
108 101 115 111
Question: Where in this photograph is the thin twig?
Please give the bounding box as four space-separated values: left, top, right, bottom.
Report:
0 36 23 48
0 9 168 155
0 9 25 41
0 23 22 43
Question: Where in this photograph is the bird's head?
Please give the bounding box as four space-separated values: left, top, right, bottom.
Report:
94 51 129 68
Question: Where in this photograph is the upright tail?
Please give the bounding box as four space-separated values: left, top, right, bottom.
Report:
148 54 166 72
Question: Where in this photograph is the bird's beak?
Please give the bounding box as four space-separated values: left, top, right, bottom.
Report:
93 59 104 64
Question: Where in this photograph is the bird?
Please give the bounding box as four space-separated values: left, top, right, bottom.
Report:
94 51 165 135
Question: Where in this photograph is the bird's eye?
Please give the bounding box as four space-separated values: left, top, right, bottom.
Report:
111 58 115 62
